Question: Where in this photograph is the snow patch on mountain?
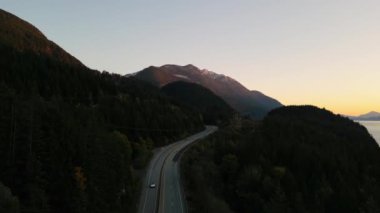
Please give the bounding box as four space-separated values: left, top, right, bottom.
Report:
199 69 229 81
174 74 191 80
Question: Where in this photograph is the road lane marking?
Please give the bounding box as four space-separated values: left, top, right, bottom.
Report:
141 144 176 213
141 151 161 213
141 154 156 213
175 162 185 213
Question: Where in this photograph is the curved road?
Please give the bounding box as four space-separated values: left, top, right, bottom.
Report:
138 126 218 213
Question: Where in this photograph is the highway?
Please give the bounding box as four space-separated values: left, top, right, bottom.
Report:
138 126 218 213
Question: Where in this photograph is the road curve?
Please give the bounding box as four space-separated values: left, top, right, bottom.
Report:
138 126 218 213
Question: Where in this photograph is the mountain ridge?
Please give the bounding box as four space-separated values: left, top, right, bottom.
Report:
129 64 283 119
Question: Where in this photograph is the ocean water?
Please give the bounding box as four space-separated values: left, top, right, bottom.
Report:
357 121 380 146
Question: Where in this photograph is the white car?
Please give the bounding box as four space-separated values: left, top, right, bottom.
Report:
149 183 156 188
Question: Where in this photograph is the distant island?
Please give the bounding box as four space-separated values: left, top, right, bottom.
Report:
348 111 380 121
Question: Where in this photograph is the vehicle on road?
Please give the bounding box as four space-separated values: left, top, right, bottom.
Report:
149 183 156 188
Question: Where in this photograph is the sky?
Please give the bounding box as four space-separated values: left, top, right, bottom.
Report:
1 0 380 115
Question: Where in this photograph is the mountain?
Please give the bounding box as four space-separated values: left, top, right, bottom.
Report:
129 64 283 119
161 81 235 125
0 9 203 213
349 111 380 121
0 8 83 66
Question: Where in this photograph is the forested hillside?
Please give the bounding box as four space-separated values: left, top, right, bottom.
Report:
0 9 203 213
161 81 234 125
182 106 380 213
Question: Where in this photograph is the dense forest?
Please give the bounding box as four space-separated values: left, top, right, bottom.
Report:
182 106 380 213
161 81 234 125
0 9 204 213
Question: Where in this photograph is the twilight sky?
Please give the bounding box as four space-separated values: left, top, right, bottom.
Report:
2 0 380 115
